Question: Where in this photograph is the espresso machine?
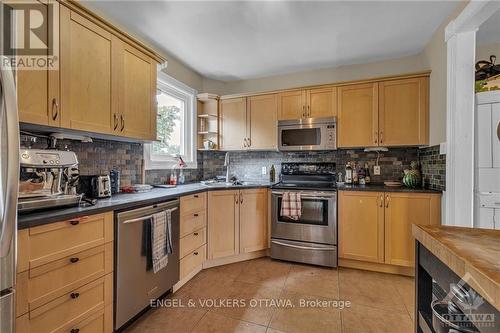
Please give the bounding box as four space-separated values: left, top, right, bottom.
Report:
18 149 82 213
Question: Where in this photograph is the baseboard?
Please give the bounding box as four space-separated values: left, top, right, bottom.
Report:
173 264 203 292
203 249 268 269
339 258 415 277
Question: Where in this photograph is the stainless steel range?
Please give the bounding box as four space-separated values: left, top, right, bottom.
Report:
271 162 337 267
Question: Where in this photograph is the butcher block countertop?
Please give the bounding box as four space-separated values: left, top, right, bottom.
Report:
413 225 500 311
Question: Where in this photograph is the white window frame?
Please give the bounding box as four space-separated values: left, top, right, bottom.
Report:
144 71 197 170
444 0 500 227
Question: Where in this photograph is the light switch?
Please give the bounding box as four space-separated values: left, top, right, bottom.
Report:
373 165 381 175
261 166 267 175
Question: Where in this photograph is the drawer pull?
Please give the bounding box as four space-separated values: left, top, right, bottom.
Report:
194 194 199 198
194 213 199 217
70 292 80 299
69 257 79 263
69 220 79 226
70 329 80 333
193 252 199 255
193 232 199 236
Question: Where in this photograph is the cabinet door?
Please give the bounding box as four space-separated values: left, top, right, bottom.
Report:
247 94 277 150
60 7 115 134
117 42 157 140
337 83 378 148
278 90 306 120
220 98 247 150
17 1 59 127
379 77 428 146
338 191 384 263
208 190 239 259
384 193 440 267
239 189 268 253
306 87 337 118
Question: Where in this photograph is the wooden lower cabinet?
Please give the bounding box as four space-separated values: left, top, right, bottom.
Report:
338 191 385 263
208 189 269 260
239 189 269 253
16 212 114 333
208 190 240 259
339 190 441 270
384 192 440 267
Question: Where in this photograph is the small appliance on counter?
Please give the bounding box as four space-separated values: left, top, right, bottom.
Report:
78 175 112 199
110 169 121 194
18 149 82 213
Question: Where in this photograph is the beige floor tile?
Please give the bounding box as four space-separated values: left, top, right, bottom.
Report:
269 291 342 333
191 312 267 333
338 268 407 314
391 275 415 319
284 264 339 298
236 258 292 289
211 280 282 326
266 328 289 333
178 268 234 301
341 303 413 333
210 260 250 278
124 306 207 333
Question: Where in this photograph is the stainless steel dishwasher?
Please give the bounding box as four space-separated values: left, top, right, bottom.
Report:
115 199 180 331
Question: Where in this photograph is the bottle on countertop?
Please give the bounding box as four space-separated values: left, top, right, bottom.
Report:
352 162 359 184
345 162 353 184
364 163 371 184
178 156 186 184
269 164 276 183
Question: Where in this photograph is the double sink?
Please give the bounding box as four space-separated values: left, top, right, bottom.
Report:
200 180 263 188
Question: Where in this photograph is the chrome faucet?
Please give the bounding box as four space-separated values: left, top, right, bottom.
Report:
224 152 230 183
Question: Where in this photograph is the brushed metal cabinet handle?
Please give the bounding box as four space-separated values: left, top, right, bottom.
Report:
113 113 118 130
380 131 384 144
120 115 125 131
51 98 59 120
374 131 378 144
235 193 238 204
240 192 243 204
385 194 390 208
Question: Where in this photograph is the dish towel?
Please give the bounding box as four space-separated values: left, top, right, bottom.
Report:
151 210 173 273
280 192 302 220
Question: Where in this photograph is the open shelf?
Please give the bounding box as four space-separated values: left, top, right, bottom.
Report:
198 114 218 119
197 131 218 135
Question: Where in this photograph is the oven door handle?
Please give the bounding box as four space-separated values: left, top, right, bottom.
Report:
271 240 336 251
272 192 335 200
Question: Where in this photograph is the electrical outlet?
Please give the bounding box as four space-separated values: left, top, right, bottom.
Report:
373 165 381 176
261 166 267 175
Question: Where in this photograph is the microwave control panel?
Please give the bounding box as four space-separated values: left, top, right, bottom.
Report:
325 124 336 149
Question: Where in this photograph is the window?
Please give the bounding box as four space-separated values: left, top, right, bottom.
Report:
144 72 197 169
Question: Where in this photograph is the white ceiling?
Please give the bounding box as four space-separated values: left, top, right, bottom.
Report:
83 1 457 81
477 9 500 45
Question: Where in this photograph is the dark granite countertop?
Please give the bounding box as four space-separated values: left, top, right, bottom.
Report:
337 183 442 193
18 182 273 230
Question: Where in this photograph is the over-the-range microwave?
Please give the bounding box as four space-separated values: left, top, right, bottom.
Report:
278 117 337 151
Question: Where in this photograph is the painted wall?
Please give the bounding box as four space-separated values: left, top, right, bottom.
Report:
421 1 469 146
202 53 427 95
476 42 500 62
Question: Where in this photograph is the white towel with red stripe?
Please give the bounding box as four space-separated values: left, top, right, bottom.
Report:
280 192 302 220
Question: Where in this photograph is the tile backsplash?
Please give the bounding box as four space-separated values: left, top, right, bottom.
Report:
22 133 445 190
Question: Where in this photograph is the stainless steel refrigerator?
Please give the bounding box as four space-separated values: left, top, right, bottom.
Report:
0 57 20 332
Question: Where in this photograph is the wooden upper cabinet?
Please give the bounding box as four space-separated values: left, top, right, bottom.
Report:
247 94 278 150
17 1 59 127
379 77 429 146
307 87 337 118
208 190 240 260
60 7 115 135
239 189 268 253
117 42 157 140
337 83 379 148
384 193 440 267
278 90 305 120
220 98 247 150
338 191 384 263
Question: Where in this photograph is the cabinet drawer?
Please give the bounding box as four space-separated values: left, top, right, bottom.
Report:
180 210 207 238
180 228 206 259
27 212 113 268
180 192 207 215
180 244 206 280
17 274 112 333
17 243 113 314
